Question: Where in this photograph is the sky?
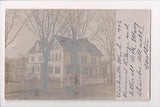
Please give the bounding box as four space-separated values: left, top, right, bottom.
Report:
5 9 116 58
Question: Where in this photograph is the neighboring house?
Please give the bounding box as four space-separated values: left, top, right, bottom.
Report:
15 64 26 82
27 36 107 87
6 62 26 83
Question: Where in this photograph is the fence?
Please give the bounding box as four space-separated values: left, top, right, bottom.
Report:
5 82 41 93
5 81 62 93
64 78 107 86
82 78 107 85
5 78 107 93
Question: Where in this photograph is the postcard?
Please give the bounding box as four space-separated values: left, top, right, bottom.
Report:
5 9 150 100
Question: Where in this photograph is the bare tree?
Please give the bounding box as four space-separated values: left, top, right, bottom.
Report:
5 10 28 84
68 10 93 39
5 10 28 47
96 10 116 85
25 10 71 92
67 10 95 87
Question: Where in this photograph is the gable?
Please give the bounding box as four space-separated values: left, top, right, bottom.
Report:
28 40 42 54
35 42 40 51
52 40 63 50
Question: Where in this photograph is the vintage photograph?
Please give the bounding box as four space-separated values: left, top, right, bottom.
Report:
5 9 116 100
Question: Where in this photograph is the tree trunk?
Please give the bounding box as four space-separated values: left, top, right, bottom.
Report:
109 60 113 84
42 52 49 92
108 53 113 85
80 66 82 86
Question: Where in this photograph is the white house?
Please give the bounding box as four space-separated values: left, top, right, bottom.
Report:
27 36 107 87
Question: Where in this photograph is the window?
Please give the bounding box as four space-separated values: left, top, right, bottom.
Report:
59 53 61 61
95 68 98 75
31 56 35 62
84 56 87 64
82 67 88 75
89 68 93 75
55 53 58 61
48 55 51 61
55 66 61 74
49 66 53 74
39 55 43 61
39 55 41 61
94 57 96 64
41 55 43 61
91 56 96 64
81 56 83 63
52 54 54 62
82 56 87 64
32 66 34 74
91 56 93 64
37 67 39 73
70 54 72 63
66 66 71 75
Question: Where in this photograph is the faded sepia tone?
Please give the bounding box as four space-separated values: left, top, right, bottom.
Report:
5 9 116 100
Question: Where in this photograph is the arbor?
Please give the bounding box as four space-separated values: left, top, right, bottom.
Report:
25 10 71 92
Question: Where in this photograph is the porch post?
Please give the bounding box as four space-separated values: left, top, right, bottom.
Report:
60 65 64 87
80 66 82 86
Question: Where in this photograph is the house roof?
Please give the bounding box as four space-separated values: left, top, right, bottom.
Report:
28 36 103 56
28 40 42 54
